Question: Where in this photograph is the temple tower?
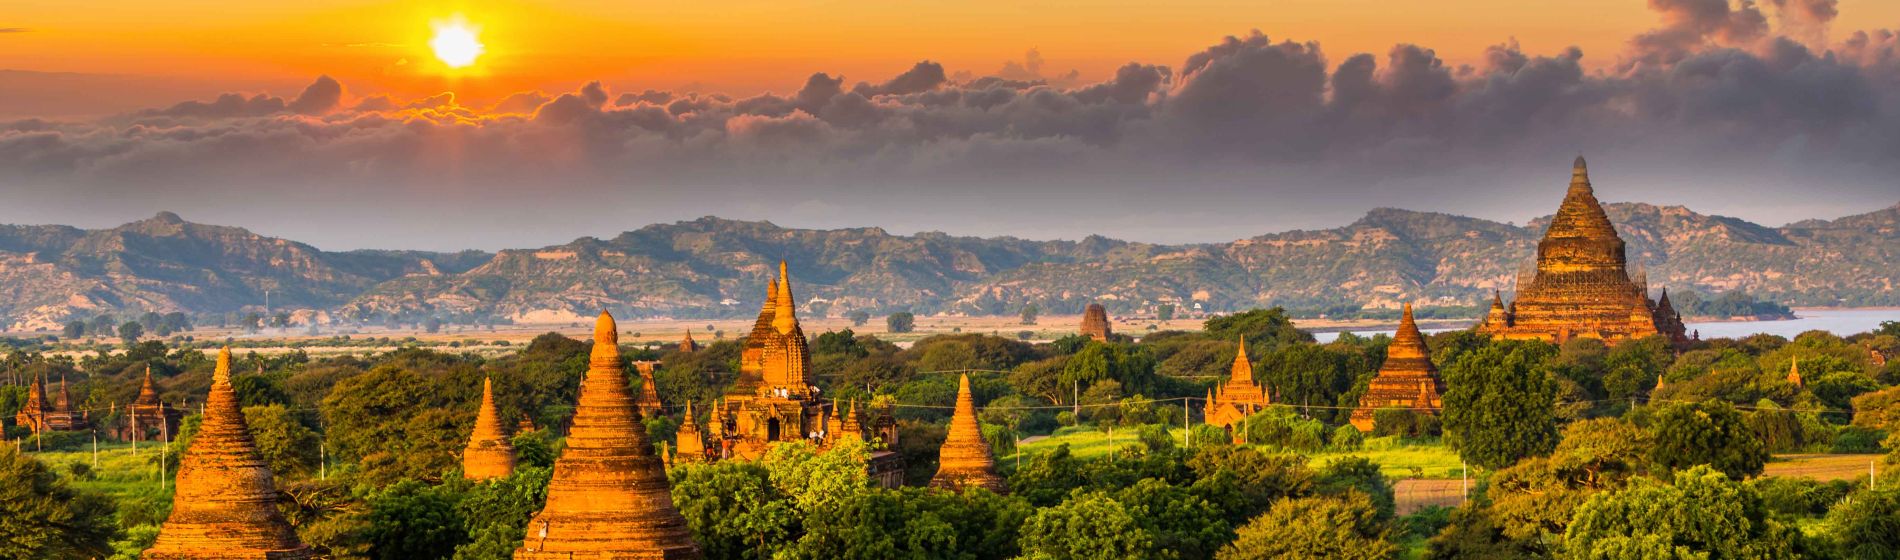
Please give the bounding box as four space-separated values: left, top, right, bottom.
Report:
1350 304 1446 432
928 374 1008 493
673 401 707 465
13 373 47 432
1477 157 1688 347
515 312 701 559
144 348 313 560
1080 303 1112 342
678 330 699 353
463 377 517 481
1203 338 1270 434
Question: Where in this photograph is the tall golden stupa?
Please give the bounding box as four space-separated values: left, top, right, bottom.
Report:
515 312 701 559
1350 303 1444 431
1479 157 1689 347
144 348 313 560
928 374 1008 493
463 376 517 481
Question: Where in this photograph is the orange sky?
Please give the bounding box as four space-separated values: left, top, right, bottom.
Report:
6 0 1897 108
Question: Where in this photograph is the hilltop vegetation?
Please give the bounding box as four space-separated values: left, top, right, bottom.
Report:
1 202 1897 329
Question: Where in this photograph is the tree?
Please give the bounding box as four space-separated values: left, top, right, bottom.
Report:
1562 465 1800 559
118 321 143 345
1216 492 1396 560
886 312 915 334
847 310 870 327
1440 341 1559 469
244 404 322 479
0 447 118 558
454 467 553 560
1203 308 1313 351
1157 304 1176 322
360 479 467 560
1823 485 1900 559
668 460 798 558
1648 400 1768 479
62 321 85 340
1021 304 1040 325
1019 491 1156 559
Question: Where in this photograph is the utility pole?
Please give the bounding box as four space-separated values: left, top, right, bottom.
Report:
1072 380 1079 417
92 431 98 469
1461 461 1469 506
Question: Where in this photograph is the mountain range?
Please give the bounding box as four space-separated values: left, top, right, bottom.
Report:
1 202 1896 331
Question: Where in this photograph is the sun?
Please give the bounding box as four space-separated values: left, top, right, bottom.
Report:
429 16 484 69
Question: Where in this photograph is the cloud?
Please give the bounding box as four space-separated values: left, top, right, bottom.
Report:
4 1 1900 250
0 28 27 34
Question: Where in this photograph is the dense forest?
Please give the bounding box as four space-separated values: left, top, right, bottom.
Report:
3 311 1900 558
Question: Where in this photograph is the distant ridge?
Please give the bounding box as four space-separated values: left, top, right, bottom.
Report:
2 203 1897 329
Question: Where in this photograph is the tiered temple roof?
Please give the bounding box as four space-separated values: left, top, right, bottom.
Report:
120 365 182 441
678 330 699 353
1350 304 1445 432
1203 338 1270 434
672 401 707 465
144 348 312 560
1478 157 1689 348
928 374 1008 493
633 361 665 417
12 374 48 432
463 377 517 481
1080 303 1112 342
515 312 701 559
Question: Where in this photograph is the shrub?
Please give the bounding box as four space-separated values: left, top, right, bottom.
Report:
1330 425 1365 451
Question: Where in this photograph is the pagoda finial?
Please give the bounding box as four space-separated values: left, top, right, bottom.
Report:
772 261 797 335
464 375 516 480
591 311 619 361
1569 154 1593 192
214 347 233 385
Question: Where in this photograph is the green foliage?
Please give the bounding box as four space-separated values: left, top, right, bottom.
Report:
360 479 467 560
887 312 916 334
0 447 118 559
1748 476 1852 517
243 404 322 479
1202 308 1314 352
321 361 482 485
1370 408 1440 438
669 460 798 559
1216 492 1396 560
1258 343 1375 424
1440 341 1559 469
1019 490 1156 559
453 467 552 560
1649 400 1769 479
1186 446 1316 525
510 430 556 468
1562 465 1801 560
1314 456 1396 522
1671 291 1793 319
788 486 1033 560
1822 484 1900 559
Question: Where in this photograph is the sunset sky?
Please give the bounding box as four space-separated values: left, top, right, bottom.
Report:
2 0 1898 250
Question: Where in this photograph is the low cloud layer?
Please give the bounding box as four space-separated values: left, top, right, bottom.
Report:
2 1 1897 250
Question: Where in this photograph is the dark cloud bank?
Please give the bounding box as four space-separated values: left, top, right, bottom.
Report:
2 0 1897 251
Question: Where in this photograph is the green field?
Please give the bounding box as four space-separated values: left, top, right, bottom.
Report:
1005 426 1467 479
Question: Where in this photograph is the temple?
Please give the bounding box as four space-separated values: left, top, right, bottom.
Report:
1080 303 1112 341
928 374 1008 493
15 373 87 432
463 377 517 481
699 261 904 487
1203 338 1270 440
678 330 699 353
669 401 707 466
1350 304 1445 432
1787 359 1803 388
633 361 665 417
144 348 313 560
1478 157 1690 348
515 312 701 559
118 365 182 441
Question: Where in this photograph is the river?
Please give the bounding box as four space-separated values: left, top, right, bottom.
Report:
1310 308 1900 343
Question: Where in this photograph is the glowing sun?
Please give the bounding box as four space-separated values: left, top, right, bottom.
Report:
429 17 484 68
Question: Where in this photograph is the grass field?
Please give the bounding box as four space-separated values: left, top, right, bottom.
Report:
1005 426 1467 479
27 442 175 517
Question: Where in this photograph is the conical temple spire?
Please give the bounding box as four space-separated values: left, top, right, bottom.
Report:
516 311 701 559
144 347 312 559
464 377 517 480
772 260 797 335
929 374 1008 494
1787 358 1803 387
1349 303 1444 431
1229 336 1253 385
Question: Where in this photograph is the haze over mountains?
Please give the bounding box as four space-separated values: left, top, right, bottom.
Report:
0 202 1895 331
